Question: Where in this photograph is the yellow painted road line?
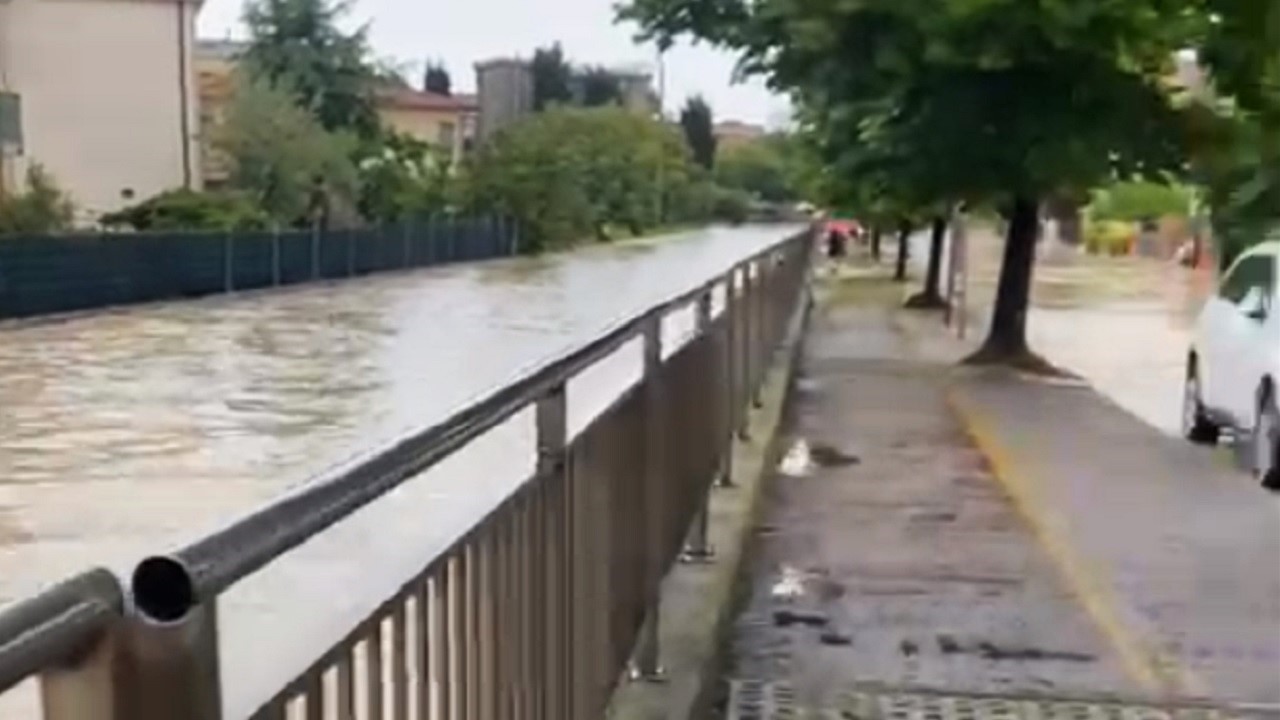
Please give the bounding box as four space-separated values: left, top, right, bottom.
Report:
946 386 1208 699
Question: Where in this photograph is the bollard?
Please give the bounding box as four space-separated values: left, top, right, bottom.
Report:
630 315 666 682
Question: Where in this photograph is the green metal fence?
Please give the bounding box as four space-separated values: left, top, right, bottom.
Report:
0 215 518 320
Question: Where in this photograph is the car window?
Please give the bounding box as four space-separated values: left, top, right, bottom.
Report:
1220 255 1275 305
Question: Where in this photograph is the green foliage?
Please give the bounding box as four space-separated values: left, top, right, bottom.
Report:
1084 219 1135 256
355 132 452 221
1195 3 1280 265
99 189 270 231
241 0 380 139
580 67 623 107
715 137 796 203
710 185 751 224
679 96 717 170
217 73 360 226
466 107 697 251
0 165 75 234
423 62 452 96
1090 181 1192 222
532 44 574 111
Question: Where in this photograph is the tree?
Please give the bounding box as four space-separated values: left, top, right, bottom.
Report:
0 165 75 234
715 138 794 203
355 132 452 221
1196 3 1280 266
532 44 574 111
680 96 717 170
217 73 359 225
620 0 1206 368
423 62 452 96
580 67 623 107
241 0 380 139
465 107 695 250
905 216 948 309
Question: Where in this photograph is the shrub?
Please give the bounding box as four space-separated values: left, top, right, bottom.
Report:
100 189 270 231
1084 219 1134 256
0 165 75 234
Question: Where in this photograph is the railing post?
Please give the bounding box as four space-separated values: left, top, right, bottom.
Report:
737 262 754 440
719 272 738 488
752 258 767 408
40 631 121 720
402 218 413 268
117 581 223 720
630 314 665 682
310 222 321 280
223 230 234 293
271 228 281 287
682 289 716 562
535 385 568 716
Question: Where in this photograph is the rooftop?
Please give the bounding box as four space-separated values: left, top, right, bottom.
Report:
378 87 478 113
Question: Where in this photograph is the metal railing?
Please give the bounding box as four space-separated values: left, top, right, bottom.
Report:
0 227 815 720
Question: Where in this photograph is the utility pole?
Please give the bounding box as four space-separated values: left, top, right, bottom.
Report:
655 46 666 225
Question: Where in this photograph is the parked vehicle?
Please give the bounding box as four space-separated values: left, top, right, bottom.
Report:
1184 241 1280 489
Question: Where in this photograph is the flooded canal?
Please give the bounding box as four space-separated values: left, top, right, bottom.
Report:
0 224 800 717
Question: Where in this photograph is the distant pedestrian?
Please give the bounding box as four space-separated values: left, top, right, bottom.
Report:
826 227 847 260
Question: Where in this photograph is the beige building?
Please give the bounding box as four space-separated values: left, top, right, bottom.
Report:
714 120 767 152
196 41 477 184
0 0 202 221
377 87 478 166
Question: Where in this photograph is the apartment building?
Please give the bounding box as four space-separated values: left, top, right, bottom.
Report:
0 0 201 220
474 57 656 140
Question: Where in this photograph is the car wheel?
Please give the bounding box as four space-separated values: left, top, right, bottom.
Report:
1253 387 1280 490
1182 363 1220 445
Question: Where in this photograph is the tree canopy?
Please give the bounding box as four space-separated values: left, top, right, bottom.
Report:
241 0 381 140
423 62 452 96
679 96 717 170
620 0 1211 364
532 44 574 111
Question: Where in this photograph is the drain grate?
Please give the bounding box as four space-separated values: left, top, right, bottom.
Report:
726 683 1269 720
727 680 800 720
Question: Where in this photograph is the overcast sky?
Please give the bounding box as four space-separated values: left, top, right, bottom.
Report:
196 0 792 127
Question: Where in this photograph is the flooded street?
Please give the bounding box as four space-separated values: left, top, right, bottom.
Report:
0 224 799 717
929 226 1212 436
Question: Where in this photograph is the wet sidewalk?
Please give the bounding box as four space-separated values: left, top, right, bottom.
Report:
950 373 1280 707
723 278 1279 719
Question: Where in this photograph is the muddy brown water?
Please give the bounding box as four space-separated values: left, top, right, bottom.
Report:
0 224 801 717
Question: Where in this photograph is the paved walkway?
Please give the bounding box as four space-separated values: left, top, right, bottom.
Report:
725 276 1280 719
951 373 1280 706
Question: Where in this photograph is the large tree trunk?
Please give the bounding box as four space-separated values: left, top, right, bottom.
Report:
967 195 1040 364
870 228 882 262
905 215 947 309
893 222 910 282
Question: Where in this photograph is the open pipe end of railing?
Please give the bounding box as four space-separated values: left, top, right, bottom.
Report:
131 556 197 625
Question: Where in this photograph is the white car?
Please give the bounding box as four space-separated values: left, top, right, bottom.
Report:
1184 241 1280 489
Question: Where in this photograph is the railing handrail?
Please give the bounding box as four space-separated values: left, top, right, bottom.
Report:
129 231 804 624
0 569 123 694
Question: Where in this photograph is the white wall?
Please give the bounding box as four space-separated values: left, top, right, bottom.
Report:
0 0 201 221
